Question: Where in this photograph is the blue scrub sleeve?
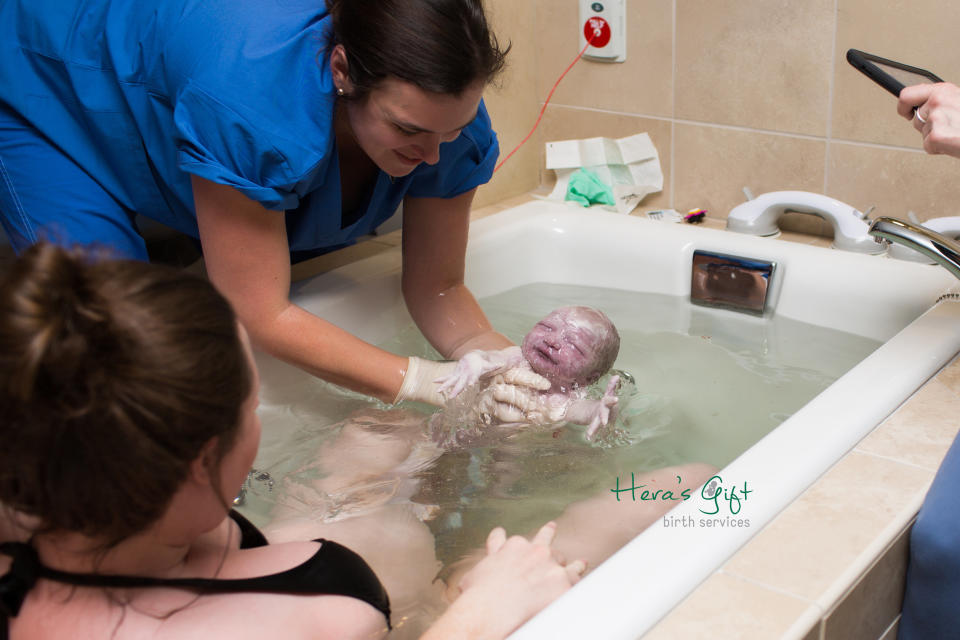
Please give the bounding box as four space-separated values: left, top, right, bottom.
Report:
173 83 326 211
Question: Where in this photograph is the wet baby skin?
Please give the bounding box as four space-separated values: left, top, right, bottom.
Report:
435 306 621 441
521 306 620 392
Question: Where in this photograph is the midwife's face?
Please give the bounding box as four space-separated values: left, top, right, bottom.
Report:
346 77 484 177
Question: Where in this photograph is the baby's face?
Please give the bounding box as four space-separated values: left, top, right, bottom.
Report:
521 309 605 390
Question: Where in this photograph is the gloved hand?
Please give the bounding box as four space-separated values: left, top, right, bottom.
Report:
484 375 620 438
397 353 552 424
477 372 564 424
394 356 459 407
395 355 550 408
435 346 528 399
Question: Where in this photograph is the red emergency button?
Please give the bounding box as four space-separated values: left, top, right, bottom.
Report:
584 16 611 48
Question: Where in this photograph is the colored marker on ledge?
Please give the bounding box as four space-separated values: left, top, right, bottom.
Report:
684 208 706 224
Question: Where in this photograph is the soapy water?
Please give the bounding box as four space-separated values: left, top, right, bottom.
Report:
241 282 879 598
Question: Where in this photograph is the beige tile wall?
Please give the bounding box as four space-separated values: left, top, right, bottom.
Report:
478 0 960 230
474 0 540 208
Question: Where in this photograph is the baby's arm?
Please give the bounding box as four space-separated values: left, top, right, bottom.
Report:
563 375 620 440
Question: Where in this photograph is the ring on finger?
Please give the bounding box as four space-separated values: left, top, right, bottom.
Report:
915 110 928 125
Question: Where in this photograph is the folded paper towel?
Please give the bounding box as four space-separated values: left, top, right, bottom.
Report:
545 133 663 214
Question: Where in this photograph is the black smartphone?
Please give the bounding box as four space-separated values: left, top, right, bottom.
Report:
847 49 943 97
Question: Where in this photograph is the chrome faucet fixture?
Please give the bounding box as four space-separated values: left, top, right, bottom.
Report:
868 216 960 280
886 215 960 263
690 250 776 315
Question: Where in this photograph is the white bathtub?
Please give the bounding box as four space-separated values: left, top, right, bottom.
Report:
270 199 960 638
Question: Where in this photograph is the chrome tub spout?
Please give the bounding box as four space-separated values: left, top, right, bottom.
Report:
869 216 960 280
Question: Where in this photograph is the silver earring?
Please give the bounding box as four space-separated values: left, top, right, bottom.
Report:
337 87 345 96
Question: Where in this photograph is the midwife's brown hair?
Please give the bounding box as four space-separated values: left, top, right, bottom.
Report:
326 0 509 99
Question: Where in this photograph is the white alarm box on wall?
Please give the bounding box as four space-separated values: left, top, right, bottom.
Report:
579 0 626 63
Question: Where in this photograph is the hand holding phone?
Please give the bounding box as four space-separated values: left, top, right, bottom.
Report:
847 49 960 159
901 82 960 158
846 49 943 97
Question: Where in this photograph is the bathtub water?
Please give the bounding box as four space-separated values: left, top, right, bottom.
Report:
461 282 881 468
246 282 878 563
250 200 960 638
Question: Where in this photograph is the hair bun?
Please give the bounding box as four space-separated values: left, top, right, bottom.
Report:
0 244 112 402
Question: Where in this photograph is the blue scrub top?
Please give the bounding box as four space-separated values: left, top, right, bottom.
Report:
0 0 499 253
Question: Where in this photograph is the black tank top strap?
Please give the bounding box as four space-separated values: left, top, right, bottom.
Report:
291 538 390 622
228 510 269 549
1 542 41 638
0 535 391 632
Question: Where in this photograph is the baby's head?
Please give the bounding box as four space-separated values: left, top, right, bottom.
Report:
521 306 620 390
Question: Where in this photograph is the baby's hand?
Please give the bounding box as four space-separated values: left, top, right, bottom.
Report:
563 375 620 439
585 376 620 440
435 346 533 399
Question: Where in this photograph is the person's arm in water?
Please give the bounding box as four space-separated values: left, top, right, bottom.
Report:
193 177 544 408
396 190 548 410
194 176 409 403
400 190 513 358
898 83 960 158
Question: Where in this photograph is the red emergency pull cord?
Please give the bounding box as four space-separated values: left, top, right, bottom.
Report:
493 33 599 174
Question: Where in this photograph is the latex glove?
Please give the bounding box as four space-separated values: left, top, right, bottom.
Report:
394 356 458 406
481 375 619 436
476 370 557 423
435 346 527 399
565 376 620 440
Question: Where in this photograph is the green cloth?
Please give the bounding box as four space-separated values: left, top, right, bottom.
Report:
565 167 616 207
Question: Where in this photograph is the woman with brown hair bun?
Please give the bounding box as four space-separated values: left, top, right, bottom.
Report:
0 244 583 640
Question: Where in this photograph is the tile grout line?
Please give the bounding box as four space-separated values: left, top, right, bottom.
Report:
716 567 821 605
545 102 930 154
669 0 677 210
878 614 901 640
852 446 943 474
823 0 840 194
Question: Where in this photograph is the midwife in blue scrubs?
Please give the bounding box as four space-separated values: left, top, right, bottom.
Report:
0 0 537 408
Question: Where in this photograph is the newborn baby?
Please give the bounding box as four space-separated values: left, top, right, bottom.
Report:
434 306 622 443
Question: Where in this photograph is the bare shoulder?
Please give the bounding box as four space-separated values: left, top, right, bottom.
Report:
159 590 388 640
9 538 388 640
167 540 388 640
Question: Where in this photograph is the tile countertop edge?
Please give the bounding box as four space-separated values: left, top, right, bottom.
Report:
644 418 945 638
